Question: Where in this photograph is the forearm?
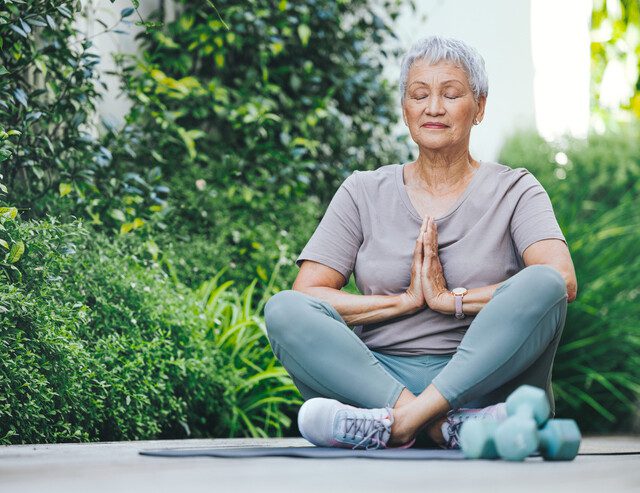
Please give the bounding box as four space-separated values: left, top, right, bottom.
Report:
462 282 503 314
294 286 418 326
435 282 503 316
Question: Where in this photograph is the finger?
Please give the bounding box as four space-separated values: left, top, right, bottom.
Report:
428 220 438 252
419 215 429 237
413 233 423 261
421 242 429 274
414 216 429 258
424 223 435 255
423 231 432 262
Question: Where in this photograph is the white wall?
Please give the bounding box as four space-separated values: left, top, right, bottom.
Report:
530 0 592 140
78 0 163 128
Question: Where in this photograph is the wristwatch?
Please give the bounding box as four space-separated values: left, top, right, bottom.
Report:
451 287 468 319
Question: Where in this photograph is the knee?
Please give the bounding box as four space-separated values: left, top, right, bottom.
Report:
264 290 306 340
516 264 567 303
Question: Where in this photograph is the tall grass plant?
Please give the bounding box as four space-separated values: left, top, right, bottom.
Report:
500 126 640 432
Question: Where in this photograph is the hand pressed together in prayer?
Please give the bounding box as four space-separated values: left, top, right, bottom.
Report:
403 215 454 315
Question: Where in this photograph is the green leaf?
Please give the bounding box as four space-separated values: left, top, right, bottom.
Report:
9 24 28 38
0 207 18 220
256 265 268 282
0 66 9 76
110 209 126 222
59 183 73 197
0 239 8 250
13 88 28 108
19 19 32 34
120 222 134 234
57 5 73 19
7 240 25 264
146 239 160 260
45 15 56 29
297 24 311 46
26 18 47 28
121 7 135 18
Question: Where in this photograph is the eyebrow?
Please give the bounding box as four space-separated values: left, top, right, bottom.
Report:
408 79 466 88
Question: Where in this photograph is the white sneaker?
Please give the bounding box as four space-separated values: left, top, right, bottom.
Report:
297 398 415 450
440 402 508 449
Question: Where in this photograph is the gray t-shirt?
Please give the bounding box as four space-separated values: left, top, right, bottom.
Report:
296 161 566 356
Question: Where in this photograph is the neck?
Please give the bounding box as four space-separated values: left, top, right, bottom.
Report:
412 148 479 192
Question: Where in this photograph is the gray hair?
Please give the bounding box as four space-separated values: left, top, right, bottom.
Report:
399 35 489 101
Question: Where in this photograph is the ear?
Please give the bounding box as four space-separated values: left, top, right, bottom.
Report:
474 95 487 124
401 103 408 126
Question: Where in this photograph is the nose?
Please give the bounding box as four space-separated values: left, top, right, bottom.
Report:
424 95 445 116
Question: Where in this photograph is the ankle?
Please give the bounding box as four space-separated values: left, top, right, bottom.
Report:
426 416 447 446
389 408 415 445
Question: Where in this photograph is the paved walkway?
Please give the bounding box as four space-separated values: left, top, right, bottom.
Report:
1 435 639 492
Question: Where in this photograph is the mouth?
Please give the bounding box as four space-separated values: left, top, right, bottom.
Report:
421 123 449 129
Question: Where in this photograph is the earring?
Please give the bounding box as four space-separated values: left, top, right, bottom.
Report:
473 118 480 125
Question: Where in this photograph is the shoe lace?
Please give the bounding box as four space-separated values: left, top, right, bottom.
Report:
443 410 472 449
446 418 465 449
341 408 392 450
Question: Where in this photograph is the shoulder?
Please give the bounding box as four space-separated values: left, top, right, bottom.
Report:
348 163 398 190
481 161 546 191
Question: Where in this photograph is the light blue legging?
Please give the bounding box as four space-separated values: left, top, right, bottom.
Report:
264 265 568 417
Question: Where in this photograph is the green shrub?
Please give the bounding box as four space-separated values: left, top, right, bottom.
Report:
0 213 300 443
111 0 413 295
0 1 103 218
0 0 169 235
500 126 640 432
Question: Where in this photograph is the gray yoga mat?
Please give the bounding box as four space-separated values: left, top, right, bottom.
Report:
139 446 640 460
139 446 466 460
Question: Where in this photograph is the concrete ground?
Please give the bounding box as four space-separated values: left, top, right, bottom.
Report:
0 435 639 493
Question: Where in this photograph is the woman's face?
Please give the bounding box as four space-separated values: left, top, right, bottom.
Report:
402 59 486 153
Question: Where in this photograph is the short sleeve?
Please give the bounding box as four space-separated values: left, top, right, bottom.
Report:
295 172 363 283
509 170 567 260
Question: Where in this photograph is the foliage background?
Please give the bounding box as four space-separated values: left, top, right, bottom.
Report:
0 0 410 443
590 0 640 119
0 0 638 444
111 0 411 295
500 127 640 432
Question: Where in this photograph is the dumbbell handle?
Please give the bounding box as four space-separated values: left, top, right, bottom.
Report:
510 403 550 428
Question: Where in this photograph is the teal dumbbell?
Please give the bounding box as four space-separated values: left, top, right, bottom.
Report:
492 384 552 461
460 418 582 461
459 419 500 459
458 385 547 460
504 384 552 426
459 384 581 461
535 419 582 461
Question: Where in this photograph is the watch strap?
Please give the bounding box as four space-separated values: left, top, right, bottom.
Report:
454 294 464 319
452 287 467 319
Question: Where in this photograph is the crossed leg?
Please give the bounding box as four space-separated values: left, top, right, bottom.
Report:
264 264 568 445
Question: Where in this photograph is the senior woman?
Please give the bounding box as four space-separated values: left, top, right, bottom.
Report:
264 35 577 450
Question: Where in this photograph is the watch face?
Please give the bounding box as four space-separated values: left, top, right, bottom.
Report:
452 287 467 295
